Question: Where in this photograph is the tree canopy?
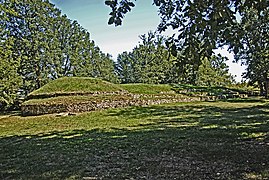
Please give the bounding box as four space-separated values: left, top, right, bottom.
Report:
232 6 269 97
1 0 268 109
116 31 234 85
116 32 178 84
0 0 118 108
105 0 269 97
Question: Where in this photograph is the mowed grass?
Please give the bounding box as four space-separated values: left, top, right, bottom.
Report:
30 77 124 96
120 83 174 94
1 101 269 179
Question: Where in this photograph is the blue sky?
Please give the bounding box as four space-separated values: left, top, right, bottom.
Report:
50 0 160 58
49 0 245 82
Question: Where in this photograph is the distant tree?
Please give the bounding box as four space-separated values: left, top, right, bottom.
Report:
105 0 269 92
115 51 135 83
0 36 22 108
196 55 235 86
116 32 234 86
47 14 119 83
116 32 177 84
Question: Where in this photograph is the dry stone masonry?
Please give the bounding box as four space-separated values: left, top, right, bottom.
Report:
21 93 207 116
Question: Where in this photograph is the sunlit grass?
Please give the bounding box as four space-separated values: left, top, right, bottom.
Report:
120 83 174 94
0 101 268 179
30 77 124 96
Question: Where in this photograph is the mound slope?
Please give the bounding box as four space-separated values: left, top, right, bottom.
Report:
28 77 125 99
23 78 252 116
22 78 201 116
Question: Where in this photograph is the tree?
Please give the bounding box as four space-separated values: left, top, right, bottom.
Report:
0 37 22 109
231 7 269 98
2 0 64 93
0 0 22 108
105 0 269 92
116 32 178 84
1 0 119 108
106 1 267 52
196 54 234 86
116 31 234 85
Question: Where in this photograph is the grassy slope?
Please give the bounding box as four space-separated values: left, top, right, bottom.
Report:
172 84 240 94
1 101 268 179
30 77 124 96
120 83 174 94
24 79 177 106
28 77 257 99
26 77 256 107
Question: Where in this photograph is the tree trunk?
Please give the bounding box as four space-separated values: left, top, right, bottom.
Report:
265 77 269 99
259 81 264 96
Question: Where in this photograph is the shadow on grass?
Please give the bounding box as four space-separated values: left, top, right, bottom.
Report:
0 102 269 179
221 98 267 103
0 111 21 117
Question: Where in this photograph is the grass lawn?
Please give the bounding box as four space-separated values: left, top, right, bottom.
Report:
29 77 124 97
0 101 269 179
120 84 174 94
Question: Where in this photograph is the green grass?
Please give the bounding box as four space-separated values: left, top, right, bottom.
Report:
30 77 124 96
1 101 269 179
25 78 177 107
171 83 258 96
120 83 174 94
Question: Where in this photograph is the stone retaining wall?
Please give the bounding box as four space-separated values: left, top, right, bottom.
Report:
21 96 206 116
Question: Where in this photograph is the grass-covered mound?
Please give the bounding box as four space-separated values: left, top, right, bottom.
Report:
171 84 257 98
22 77 258 116
29 77 125 99
120 84 174 94
21 78 203 116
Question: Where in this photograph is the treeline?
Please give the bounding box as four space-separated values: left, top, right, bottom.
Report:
0 0 118 108
0 0 234 109
116 32 234 85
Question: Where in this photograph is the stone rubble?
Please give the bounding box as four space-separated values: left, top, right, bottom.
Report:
21 94 208 116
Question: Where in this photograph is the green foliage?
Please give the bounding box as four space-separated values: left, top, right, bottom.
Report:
105 0 135 26
0 0 118 108
116 32 234 86
106 0 268 54
106 0 269 94
231 7 269 97
116 32 180 84
196 55 235 86
0 36 22 109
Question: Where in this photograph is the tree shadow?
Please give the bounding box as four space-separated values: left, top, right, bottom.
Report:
0 102 269 179
221 98 267 103
0 111 21 117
